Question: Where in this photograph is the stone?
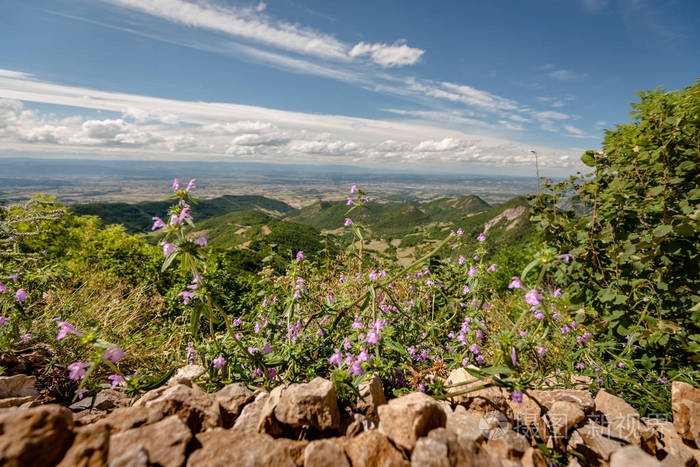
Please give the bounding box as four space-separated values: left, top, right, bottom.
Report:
529 389 595 413
304 439 351 467
107 446 149 467
233 392 269 433
0 404 75 466
187 429 297 467
276 438 309 467
74 409 109 426
108 414 192 467
0 374 38 398
444 368 476 405
545 401 585 441
521 447 548 467
569 422 626 463
342 429 409 467
610 445 661 467
484 430 530 460
70 389 130 412
168 364 206 386
0 396 34 408
57 423 110 467
595 389 639 423
445 368 511 416
672 382 700 443
261 377 340 434
508 392 543 439
357 373 386 417
214 383 254 427
446 405 484 442
97 406 166 433
412 428 500 467
137 383 222 433
343 412 378 437
378 392 447 451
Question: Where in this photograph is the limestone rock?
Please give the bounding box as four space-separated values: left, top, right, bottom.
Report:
187 429 296 467
97 406 166 433
233 392 269 434
508 392 543 438
521 447 548 467
357 373 386 417
342 429 409 467
260 377 340 434
107 446 149 467
0 396 34 408
545 401 585 441
446 405 484 442
672 381 700 443
304 439 351 467
214 383 254 426
529 389 594 413
70 389 130 413
138 383 222 433
412 428 500 467
0 404 75 466
57 423 110 467
378 392 447 451
595 389 656 452
484 430 530 461
569 422 626 463
610 445 661 467
108 415 192 467
168 364 206 386
0 374 38 398
595 389 639 423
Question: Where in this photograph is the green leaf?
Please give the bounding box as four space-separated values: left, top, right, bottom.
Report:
581 151 596 167
652 225 673 238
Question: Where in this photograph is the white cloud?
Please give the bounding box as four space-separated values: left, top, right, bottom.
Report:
349 41 425 68
581 0 609 13
101 0 349 61
563 124 586 137
0 70 586 173
547 69 587 82
533 110 570 121
255 1 266 13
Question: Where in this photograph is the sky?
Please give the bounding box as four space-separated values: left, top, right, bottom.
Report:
0 0 697 176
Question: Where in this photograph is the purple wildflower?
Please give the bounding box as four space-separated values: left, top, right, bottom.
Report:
75 388 89 400
108 374 124 390
350 184 359 193
67 362 91 381
535 346 547 357
56 321 82 340
511 347 517 366
161 242 176 257
508 277 523 289
344 217 353 226
102 347 125 363
349 360 364 376
296 251 305 260
552 288 562 297
0 282 6 293
0 317 6 326
172 178 182 190
487 263 497 272
213 355 226 370
511 390 523 404
576 363 585 371
151 217 166 230
525 289 543 306
21 333 31 343
477 232 486 242
468 266 477 276
557 253 574 263
252 368 264 378
178 291 196 305
194 235 208 247
186 179 196 191
346 198 354 206
14 289 27 302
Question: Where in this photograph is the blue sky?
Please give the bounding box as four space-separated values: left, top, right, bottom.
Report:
0 0 697 176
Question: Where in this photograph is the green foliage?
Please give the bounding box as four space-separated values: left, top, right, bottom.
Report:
531 80 700 368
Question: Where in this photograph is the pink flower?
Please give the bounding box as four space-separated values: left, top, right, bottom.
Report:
0 282 6 293
194 235 208 247
161 242 177 257
556 253 574 263
508 277 523 289
329 349 342 367
511 347 517 366
552 288 562 297
458 255 465 265
0 317 7 326
346 198 354 206
468 266 477 276
350 184 359 193
535 346 547 357
67 362 91 381
56 321 82 340
178 291 196 305
477 233 486 242
151 217 166 230
344 218 353 226
75 388 89 400
213 355 226 370
186 179 196 191
296 251 305 260
525 289 543 306
102 347 125 363
107 374 124 390
15 289 27 302
487 263 497 272
21 333 31 343
511 390 523 404
172 178 182 190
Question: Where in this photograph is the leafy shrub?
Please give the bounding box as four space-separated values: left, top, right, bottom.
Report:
531 80 699 369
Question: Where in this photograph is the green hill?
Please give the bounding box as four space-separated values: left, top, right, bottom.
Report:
70 195 294 233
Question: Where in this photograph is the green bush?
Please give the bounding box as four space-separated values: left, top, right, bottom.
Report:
531 80 700 368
